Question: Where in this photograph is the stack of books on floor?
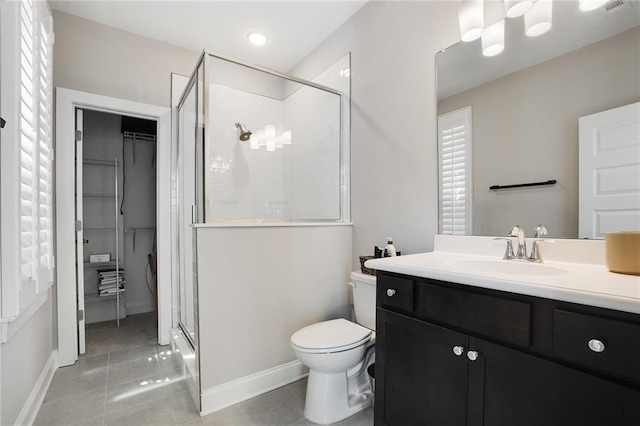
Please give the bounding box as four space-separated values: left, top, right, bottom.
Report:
97 268 126 297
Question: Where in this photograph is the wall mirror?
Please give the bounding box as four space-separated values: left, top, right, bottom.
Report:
436 1 640 238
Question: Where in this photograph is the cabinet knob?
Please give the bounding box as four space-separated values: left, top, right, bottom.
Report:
588 339 605 353
452 346 464 356
467 350 479 361
387 288 397 297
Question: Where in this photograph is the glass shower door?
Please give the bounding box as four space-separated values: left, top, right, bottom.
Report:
177 73 200 348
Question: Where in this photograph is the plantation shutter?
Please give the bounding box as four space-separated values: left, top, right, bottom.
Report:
438 107 473 235
37 1 54 287
19 0 54 298
20 0 38 288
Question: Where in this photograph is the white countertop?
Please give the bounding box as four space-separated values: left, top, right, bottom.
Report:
365 236 640 315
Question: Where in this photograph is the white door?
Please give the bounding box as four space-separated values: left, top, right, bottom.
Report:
579 102 640 239
76 108 86 354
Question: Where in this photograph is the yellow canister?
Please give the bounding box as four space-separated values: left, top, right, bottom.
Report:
605 231 640 275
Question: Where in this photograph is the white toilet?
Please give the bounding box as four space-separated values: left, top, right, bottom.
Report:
291 271 376 425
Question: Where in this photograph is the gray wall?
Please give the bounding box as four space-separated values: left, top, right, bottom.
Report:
53 10 199 107
1 292 54 425
196 225 352 390
438 27 640 238
289 1 460 268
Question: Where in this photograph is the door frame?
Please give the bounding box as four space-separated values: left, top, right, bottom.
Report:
56 87 172 366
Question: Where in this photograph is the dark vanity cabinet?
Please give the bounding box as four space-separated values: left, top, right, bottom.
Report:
374 272 640 426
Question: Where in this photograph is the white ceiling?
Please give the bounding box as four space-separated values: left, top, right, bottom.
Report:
49 1 368 72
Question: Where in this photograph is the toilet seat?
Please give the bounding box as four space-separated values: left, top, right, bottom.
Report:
291 318 371 353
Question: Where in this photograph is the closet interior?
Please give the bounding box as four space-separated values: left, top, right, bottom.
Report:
80 110 158 330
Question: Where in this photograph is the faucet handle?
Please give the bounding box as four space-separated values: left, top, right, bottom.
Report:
534 225 548 238
529 238 554 263
494 237 516 260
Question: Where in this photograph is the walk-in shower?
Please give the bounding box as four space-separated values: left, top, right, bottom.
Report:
173 51 350 411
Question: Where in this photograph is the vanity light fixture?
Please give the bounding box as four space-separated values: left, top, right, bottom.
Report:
459 0 558 57
247 31 268 46
525 0 553 37
504 0 534 18
457 0 484 42
579 0 610 11
482 19 505 57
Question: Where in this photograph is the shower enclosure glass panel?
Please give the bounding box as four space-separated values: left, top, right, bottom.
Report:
175 52 347 348
177 65 202 349
204 55 343 222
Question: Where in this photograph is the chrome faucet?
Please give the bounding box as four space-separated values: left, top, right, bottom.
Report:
529 225 549 263
493 237 516 260
509 225 527 260
495 225 550 263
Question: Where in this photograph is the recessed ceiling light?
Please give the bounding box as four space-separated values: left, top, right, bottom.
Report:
247 31 268 46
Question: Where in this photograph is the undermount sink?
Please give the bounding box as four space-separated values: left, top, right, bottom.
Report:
446 259 568 276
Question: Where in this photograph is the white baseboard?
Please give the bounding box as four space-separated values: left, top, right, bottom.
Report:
15 349 58 426
124 300 155 316
200 360 308 416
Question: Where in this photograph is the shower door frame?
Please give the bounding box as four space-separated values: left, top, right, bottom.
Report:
175 68 202 351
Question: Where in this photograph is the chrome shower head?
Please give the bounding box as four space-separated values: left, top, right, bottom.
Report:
235 122 252 141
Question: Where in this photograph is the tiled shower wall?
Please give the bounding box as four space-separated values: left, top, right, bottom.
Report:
206 55 349 221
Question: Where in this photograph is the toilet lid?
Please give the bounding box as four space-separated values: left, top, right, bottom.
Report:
291 318 372 351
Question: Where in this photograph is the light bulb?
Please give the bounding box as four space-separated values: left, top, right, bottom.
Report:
525 0 552 37
247 32 268 46
504 0 533 17
457 0 484 42
257 129 266 146
482 19 505 57
265 124 276 138
579 0 609 11
249 134 259 150
266 139 275 152
282 130 292 144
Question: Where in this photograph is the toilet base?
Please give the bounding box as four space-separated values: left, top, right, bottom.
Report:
303 369 372 425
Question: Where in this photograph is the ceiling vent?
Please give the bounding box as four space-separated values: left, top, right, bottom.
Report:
605 0 626 12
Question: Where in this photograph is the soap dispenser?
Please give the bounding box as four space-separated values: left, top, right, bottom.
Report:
385 237 397 257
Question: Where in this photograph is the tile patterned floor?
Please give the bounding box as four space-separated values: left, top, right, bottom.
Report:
36 344 373 425
81 312 158 358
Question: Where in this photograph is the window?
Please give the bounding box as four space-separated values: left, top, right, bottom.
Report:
438 107 473 236
1 0 54 319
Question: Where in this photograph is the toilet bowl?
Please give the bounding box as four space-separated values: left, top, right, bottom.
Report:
291 271 376 425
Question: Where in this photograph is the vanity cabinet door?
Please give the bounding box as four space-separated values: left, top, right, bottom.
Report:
467 337 640 426
375 308 468 426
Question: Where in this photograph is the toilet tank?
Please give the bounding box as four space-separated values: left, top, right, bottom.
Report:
349 271 377 330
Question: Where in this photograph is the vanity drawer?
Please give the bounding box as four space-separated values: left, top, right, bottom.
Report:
377 275 414 312
553 309 640 383
417 282 531 347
